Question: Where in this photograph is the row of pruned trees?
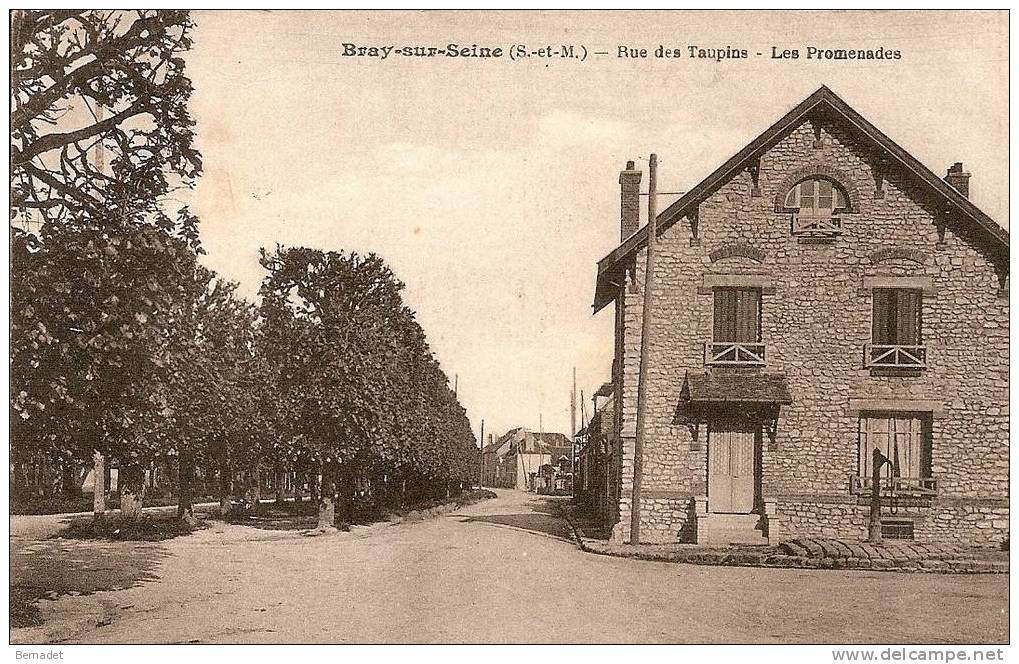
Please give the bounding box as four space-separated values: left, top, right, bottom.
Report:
12 227 481 526
10 10 479 528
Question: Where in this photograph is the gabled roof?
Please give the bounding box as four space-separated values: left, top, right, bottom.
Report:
594 85 1009 312
488 428 572 456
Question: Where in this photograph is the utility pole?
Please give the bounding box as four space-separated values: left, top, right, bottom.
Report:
479 419 485 489
630 153 658 546
454 374 458 398
571 367 577 439
571 368 577 496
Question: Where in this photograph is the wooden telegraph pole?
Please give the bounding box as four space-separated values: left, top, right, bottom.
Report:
571 367 577 495
479 419 485 489
630 153 658 546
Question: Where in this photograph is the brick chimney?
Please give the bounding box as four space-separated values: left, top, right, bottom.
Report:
945 162 971 198
620 160 642 241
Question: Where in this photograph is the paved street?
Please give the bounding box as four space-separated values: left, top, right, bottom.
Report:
11 490 1008 644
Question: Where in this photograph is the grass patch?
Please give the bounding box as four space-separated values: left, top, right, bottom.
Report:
10 595 43 628
60 512 207 542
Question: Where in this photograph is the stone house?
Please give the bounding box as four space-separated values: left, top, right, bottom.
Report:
592 86 1008 547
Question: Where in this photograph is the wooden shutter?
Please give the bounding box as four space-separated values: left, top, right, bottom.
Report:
713 289 737 342
713 288 760 342
735 288 760 343
895 290 921 345
872 289 896 344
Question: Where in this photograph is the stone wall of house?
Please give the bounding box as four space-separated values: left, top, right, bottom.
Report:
610 117 1008 547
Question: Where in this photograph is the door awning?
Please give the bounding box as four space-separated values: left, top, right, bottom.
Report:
682 372 792 405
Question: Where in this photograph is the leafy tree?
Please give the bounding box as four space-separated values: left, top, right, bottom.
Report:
10 221 200 518
258 246 478 526
10 9 204 520
153 267 259 523
259 247 402 528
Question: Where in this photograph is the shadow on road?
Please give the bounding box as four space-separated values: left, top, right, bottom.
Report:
458 513 574 541
10 535 168 628
455 494 577 541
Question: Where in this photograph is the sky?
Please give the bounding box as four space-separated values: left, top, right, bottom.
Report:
184 10 1008 441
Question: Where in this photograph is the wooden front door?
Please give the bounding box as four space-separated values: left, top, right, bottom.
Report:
708 423 756 513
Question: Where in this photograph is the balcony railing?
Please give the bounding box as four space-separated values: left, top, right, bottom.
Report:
865 343 927 369
850 475 937 497
791 213 842 237
704 341 766 367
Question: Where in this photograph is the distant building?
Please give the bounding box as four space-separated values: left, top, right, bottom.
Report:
481 428 572 491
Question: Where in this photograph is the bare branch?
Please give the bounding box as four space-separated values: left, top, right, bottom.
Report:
14 100 152 165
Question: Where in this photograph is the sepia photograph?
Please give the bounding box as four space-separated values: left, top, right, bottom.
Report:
7 8 1010 654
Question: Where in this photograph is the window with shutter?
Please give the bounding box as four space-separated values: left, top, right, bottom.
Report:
783 177 848 237
868 288 925 368
706 288 764 366
713 288 760 342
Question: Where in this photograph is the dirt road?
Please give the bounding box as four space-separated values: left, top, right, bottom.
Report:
10 490 1008 644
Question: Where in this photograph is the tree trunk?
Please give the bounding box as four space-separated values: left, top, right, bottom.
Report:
61 462 80 498
218 453 232 517
177 455 197 527
251 466 261 506
336 464 355 524
317 464 336 531
119 463 145 521
275 467 286 505
92 451 106 520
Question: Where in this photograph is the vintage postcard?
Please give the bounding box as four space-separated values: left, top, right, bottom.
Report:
8 8 1009 656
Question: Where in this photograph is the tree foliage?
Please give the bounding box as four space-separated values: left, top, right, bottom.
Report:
259 246 480 507
10 11 479 522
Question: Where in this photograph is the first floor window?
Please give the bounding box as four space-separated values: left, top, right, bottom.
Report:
858 413 932 480
872 288 922 346
712 287 761 343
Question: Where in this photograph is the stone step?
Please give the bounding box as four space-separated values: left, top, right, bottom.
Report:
700 530 769 546
698 513 767 545
703 513 761 528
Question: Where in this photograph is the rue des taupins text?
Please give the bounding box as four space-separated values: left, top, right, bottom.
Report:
340 42 903 62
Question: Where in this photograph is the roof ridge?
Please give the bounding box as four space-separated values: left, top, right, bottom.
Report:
593 85 1008 312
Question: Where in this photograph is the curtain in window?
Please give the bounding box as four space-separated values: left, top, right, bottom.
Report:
859 414 929 479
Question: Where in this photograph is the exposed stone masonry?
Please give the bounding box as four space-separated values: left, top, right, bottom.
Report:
609 118 1008 547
